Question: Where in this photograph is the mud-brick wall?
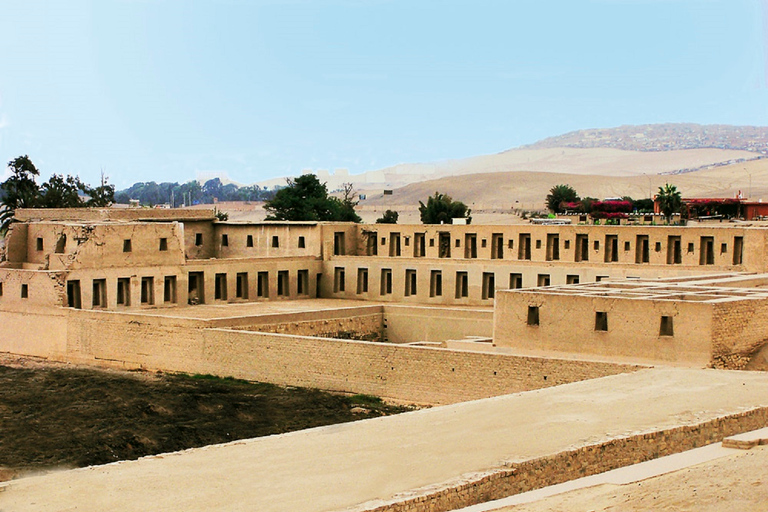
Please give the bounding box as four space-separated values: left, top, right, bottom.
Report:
60 310 637 405
349 407 768 512
712 297 768 369
242 314 384 341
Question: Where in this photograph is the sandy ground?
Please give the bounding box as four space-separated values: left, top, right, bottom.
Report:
488 443 768 512
1 368 767 512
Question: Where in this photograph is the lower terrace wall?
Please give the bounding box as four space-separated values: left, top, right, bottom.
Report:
345 406 768 512
0 307 638 405
712 297 768 369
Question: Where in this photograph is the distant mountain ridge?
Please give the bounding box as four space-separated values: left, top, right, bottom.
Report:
523 123 768 154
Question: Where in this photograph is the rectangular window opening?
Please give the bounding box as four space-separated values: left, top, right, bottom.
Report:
405 269 417 297
455 271 469 298
140 276 154 305
164 276 177 303
236 272 249 299
356 268 368 294
214 273 227 301
430 270 442 297
660 315 674 336
527 306 539 326
123 239 132 253
298 269 309 295
92 279 107 308
159 238 168 251
482 272 495 300
595 311 608 331
509 273 523 289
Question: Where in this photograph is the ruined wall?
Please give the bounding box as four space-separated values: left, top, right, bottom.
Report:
711 297 768 369
493 289 713 366
0 308 637 405
13 207 215 223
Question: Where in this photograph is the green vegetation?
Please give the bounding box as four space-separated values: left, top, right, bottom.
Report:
264 175 361 222
656 183 682 224
0 363 409 474
545 184 579 213
114 177 276 207
375 209 399 224
418 192 471 224
1 155 115 232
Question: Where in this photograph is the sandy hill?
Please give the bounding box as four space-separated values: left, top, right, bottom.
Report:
360 157 768 211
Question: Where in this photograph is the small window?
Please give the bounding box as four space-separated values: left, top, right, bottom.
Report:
55 234 66 254
92 279 107 308
247 235 254 248
404 237 410 247
537 274 550 287
380 269 393 295
527 306 539 326
624 241 631 251
593 240 600 251
535 239 542 249
36 237 43 251
455 239 461 248
564 240 570 250
687 243 695 253
655 242 662 252
595 311 608 331
509 273 523 289
508 239 514 249
159 238 168 251
429 238 435 247
481 239 487 248
596 275 609 282
272 236 279 248
660 316 674 336
195 233 203 246
0 282 3 296
123 239 132 252
298 236 305 248
566 275 580 284
721 243 728 253
221 234 229 247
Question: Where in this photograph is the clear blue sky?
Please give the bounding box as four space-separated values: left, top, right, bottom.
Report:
1 0 766 188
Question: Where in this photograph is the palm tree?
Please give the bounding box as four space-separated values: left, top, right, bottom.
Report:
656 183 682 224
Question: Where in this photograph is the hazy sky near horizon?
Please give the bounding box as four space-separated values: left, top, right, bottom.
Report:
1 0 767 188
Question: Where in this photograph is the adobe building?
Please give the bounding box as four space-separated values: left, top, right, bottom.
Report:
1 207 768 371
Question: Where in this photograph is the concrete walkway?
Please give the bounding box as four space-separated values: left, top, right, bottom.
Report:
1 368 768 512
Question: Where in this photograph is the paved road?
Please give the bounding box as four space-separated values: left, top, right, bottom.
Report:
1 368 767 512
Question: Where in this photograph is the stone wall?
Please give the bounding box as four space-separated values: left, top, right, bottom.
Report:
712 297 768 369
0 307 637 405
344 406 768 512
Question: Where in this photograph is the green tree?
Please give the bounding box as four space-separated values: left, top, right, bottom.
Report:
656 183 682 224
376 210 399 224
264 174 360 222
38 174 85 208
418 192 471 224
545 184 579 213
1 155 40 232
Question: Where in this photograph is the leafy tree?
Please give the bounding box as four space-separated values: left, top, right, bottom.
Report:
330 183 362 223
376 210 399 224
656 183 682 224
264 174 360 222
38 174 85 208
418 192 471 224
1 156 41 232
545 184 579 213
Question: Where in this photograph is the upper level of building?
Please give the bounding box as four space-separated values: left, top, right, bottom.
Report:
2 208 768 273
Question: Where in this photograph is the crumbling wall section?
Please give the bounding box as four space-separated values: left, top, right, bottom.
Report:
711 297 768 369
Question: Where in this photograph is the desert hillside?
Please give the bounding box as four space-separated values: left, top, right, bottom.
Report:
360 157 768 212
